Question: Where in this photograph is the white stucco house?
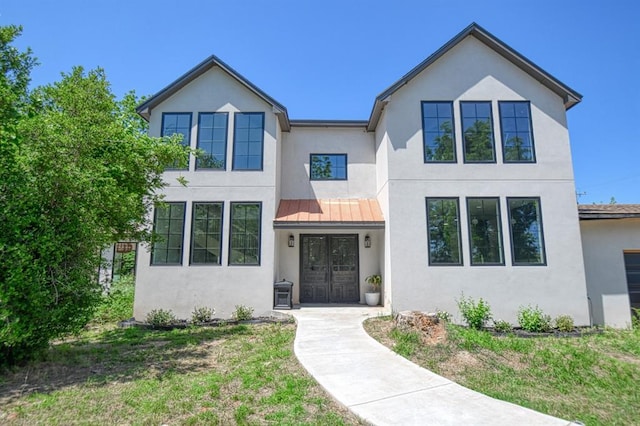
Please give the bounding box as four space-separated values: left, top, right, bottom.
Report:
131 22 601 325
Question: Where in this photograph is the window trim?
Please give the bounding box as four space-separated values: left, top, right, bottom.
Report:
232 112 265 171
421 101 457 163
498 101 536 163
506 196 547 266
466 197 505 266
228 201 262 266
309 153 348 180
161 112 192 171
459 101 496 164
189 201 224 266
196 112 229 171
150 201 186 266
425 197 463 266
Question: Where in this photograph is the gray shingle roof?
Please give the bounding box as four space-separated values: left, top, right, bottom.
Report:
578 204 640 220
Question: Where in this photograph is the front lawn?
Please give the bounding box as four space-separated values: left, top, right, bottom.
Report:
364 317 640 426
1 323 361 425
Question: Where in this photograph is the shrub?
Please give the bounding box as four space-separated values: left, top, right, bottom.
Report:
631 308 640 329
555 315 575 332
457 294 492 329
493 319 513 333
517 305 551 332
232 305 254 321
191 306 215 323
146 309 177 327
93 275 135 324
436 309 452 323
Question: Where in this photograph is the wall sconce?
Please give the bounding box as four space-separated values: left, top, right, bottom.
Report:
288 234 295 248
364 235 371 248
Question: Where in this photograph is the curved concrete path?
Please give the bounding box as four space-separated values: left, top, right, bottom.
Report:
289 305 578 426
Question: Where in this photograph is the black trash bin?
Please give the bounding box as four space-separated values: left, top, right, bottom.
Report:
274 279 293 309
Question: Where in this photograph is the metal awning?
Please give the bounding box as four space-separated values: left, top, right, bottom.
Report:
274 199 385 229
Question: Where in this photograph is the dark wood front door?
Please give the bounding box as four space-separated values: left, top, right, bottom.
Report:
300 234 359 303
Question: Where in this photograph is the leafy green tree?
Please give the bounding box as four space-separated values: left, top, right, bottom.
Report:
463 120 494 162
425 121 455 162
311 155 333 179
0 26 187 365
503 135 532 162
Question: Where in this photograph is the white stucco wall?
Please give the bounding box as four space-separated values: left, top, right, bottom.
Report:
280 126 376 199
134 66 280 320
375 35 590 325
580 218 640 327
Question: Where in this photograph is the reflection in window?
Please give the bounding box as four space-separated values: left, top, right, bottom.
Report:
151 202 185 265
467 198 504 265
426 198 462 265
422 102 456 162
229 202 261 265
161 113 191 169
233 113 264 170
310 154 347 180
499 101 535 162
508 198 546 265
461 102 495 162
190 203 223 264
197 113 228 169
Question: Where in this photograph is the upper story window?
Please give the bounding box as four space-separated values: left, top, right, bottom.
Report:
460 102 495 163
197 113 228 169
507 197 546 265
467 198 504 265
499 102 536 163
151 202 186 265
233 112 264 170
310 154 347 180
161 113 192 170
422 102 456 163
426 198 462 266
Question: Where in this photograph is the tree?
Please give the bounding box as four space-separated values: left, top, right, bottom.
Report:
0 26 187 365
463 120 494 162
425 121 455 162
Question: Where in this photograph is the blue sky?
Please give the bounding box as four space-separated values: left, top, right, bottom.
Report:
2 0 638 204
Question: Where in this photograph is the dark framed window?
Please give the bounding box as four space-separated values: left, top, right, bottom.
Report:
460 101 495 163
151 202 186 265
426 198 462 265
233 112 264 170
190 202 223 265
310 154 347 180
196 113 228 169
229 202 261 265
422 101 456 162
161 113 192 169
507 197 546 265
499 101 536 163
467 198 504 265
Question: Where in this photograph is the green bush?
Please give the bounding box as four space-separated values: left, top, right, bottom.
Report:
457 294 492 329
554 315 575 332
493 319 513 333
232 305 254 321
191 306 215 323
93 275 135 324
517 305 551 332
631 308 640 329
436 309 452 322
146 309 177 327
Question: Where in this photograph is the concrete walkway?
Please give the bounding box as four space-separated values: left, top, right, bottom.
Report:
289 305 578 426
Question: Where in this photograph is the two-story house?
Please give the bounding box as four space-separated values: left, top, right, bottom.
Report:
133 23 591 325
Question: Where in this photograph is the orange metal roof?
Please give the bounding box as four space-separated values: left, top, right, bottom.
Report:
274 199 385 228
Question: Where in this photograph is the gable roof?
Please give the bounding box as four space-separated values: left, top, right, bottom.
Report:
136 54 290 131
367 22 583 131
578 204 640 220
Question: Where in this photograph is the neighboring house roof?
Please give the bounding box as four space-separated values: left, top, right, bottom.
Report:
366 22 583 131
274 199 385 228
578 204 640 220
136 54 291 131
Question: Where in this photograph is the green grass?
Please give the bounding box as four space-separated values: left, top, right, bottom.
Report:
365 317 640 425
0 323 360 425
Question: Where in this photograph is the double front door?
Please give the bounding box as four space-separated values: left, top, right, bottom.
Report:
300 234 359 303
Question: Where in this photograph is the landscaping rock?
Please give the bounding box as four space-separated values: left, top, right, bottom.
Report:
394 310 446 344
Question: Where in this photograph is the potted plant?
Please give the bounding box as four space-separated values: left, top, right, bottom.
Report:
364 274 382 306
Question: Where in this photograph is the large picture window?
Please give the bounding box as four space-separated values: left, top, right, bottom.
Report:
161 113 191 169
151 202 186 265
426 198 462 265
460 102 495 163
422 101 456 162
507 197 546 265
467 198 504 265
233 112 264 170
197 113 228 169
229 202 261 265
499 101 536 162
310 154 347 180
190 202 223 265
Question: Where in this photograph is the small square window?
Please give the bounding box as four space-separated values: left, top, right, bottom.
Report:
310 154 348 180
